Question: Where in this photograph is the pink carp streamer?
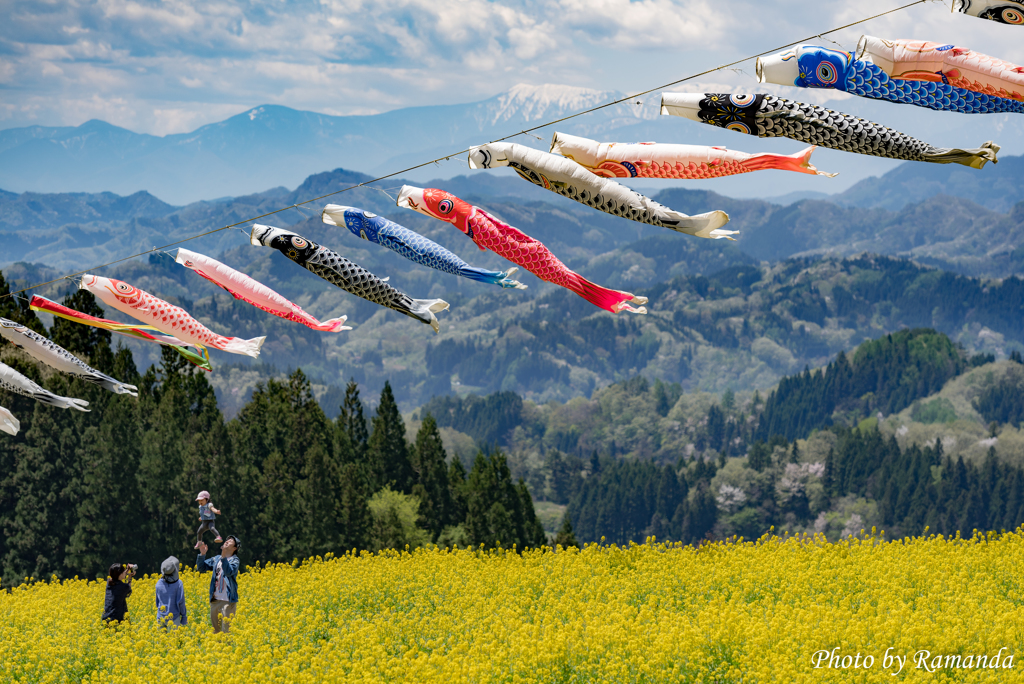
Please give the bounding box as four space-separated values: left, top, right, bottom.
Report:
31 295 213 371
858 36 1024 102
175 248 351 333
550 132 837 180
0 406 18 436
397 185 647 315
82 275 265 359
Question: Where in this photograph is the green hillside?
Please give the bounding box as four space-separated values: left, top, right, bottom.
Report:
410 332 1024 545
8 252 1022 416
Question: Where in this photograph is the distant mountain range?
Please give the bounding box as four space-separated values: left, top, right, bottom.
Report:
2 161 1023 414
3 82 1022 205
2 162 1021 279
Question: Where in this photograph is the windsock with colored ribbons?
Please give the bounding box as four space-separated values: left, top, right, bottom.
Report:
30 296 212 371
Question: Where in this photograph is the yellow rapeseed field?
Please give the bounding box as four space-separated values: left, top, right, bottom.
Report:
2 530 1023 683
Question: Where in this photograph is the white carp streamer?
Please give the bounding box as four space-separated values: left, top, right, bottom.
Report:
0 362 89 412
468 142 735 240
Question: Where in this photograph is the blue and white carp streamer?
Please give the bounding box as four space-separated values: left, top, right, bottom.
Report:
321 205 525 290
757 42 1024 114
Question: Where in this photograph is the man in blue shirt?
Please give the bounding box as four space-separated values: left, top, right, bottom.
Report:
196 535 240 633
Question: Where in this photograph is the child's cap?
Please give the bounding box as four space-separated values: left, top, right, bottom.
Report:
196 490 211 501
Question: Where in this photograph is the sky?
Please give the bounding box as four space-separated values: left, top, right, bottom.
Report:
2 0 1023 136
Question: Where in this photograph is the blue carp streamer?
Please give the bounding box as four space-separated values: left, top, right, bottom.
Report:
758 45 1024 114
322 206 525 290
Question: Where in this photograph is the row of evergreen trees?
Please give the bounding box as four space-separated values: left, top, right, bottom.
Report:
828 429 1024 538
756 329 967 442
567 458 718 545
0 283 544 585
562 428 1024 545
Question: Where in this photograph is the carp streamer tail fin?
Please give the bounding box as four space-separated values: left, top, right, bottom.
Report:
921 141 1001 169
220 336 266 358
568 276 648 315
740 146 838 177
409 299 451 333
458 265 528 290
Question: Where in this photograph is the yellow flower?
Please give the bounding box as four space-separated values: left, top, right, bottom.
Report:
2 531 1023 681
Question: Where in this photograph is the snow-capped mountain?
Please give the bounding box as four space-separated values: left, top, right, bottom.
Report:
481 83 655 125
1 82 1020 205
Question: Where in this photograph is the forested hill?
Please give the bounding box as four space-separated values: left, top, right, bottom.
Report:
0 291 545 585
9 253 1021 418
755 330 968 442
5 277 1024 581
415 329 1024 546
3 163 1024 411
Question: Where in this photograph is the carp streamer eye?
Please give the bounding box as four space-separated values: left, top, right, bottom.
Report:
437 199 454 215
291 236 308 249
1002 8 1024 23
816 62 838 85
115 282 135 295
729 94 756 107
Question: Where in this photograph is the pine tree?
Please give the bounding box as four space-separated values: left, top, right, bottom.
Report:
229 370 316 563
464 449 541 549
747 441 771 472
65 348 143 578
0 271 46 334
3 361 91 581
682 482 718 544
367 382 414 493
339 379 369 464
517 479 547 548
410 414 453 539
448 458 468 527
554 514 579 549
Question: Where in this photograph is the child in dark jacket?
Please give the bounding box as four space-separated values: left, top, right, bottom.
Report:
194 490 223 549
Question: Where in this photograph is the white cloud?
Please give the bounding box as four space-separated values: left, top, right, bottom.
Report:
0 0 1021 137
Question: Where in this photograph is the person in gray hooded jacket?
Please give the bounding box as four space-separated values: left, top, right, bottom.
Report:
155 556 188 627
